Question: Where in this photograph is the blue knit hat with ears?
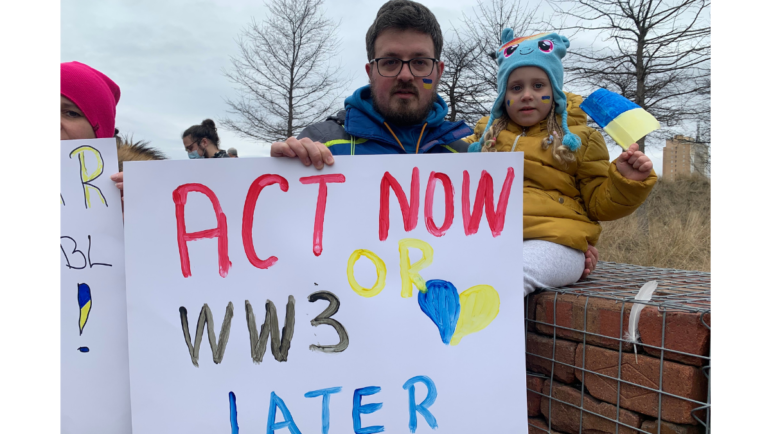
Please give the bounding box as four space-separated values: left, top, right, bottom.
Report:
469 29 581 152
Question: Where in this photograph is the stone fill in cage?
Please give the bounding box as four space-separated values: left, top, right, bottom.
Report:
525 261 710 434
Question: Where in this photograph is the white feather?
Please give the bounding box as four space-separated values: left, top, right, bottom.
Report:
624 281 658 363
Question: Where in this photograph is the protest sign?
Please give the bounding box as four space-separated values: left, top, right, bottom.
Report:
60 138 132 433
124 153 526 433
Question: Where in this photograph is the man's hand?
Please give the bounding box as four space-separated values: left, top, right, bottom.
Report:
616 142 653 181
271 137 334 169
110 172 124 217
581 244 599 280
110 172 123 192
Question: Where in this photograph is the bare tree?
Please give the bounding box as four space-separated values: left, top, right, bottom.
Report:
549 0 711 153
221 0 346 142
437 29 487 124
439 0 539 125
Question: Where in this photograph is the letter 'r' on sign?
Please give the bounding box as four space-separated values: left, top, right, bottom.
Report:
398 238 434 298
69 145 108 209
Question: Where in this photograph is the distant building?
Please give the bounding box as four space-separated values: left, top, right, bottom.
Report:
662 134 710 179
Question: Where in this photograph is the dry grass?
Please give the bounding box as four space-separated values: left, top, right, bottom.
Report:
596 175 711 272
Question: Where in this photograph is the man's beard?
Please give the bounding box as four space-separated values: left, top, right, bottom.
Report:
372 83 437 126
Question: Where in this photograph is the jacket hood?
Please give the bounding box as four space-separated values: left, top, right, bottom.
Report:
344 85 450 128
341 85 472 153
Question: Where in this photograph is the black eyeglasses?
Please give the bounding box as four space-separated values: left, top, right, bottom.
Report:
370 57 438 77
184 138 201 153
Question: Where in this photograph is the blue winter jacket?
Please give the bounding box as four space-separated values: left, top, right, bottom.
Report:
296 85 472 155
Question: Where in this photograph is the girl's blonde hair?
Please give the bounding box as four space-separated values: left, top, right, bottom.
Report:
481 103 576 166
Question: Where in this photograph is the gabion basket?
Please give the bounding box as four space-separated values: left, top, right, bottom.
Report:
525 261 710 434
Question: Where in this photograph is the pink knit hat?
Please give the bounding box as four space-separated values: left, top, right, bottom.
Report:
61 61 121 139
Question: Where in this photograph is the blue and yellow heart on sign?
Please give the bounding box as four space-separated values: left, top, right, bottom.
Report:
417 280 500 346
347 238 501 345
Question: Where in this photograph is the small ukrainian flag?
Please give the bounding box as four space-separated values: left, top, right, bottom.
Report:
580 89 660 150
422 78 433 89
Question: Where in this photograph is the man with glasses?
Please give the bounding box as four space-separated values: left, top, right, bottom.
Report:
270 0 599 278
270 0 471 164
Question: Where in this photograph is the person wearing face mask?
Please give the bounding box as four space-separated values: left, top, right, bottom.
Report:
110 119 228 205
182 119 229 159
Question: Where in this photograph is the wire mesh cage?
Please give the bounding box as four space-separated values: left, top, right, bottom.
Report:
524 261 710 434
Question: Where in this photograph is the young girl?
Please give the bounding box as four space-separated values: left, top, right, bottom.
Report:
464 30 657 296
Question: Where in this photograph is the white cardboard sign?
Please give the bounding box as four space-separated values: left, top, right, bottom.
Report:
60 138 132 433
124 153 526 433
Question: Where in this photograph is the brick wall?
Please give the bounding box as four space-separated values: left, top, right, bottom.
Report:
524 262 710 434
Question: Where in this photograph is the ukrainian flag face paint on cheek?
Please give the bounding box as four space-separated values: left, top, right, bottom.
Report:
422 78 433 89
541 96 551 104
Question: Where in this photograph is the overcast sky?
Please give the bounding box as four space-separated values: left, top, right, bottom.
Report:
62 0 667 172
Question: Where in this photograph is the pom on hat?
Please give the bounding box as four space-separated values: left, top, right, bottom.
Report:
561 117 582 151
61 61 121 139
469 141 483 152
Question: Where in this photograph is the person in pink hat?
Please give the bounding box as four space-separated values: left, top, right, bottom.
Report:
61 61 164 208
61 61 127 204
61 61 121 140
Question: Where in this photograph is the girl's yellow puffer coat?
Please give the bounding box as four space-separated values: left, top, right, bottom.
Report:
462 93 657 252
